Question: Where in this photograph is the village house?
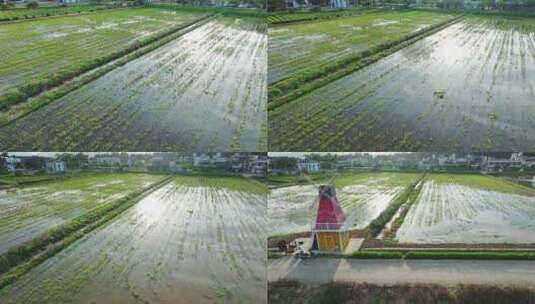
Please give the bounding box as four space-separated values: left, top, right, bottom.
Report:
4 156 44 174
193 153 231 167
297 159 321 173
45 159 66 173
268 0 356 11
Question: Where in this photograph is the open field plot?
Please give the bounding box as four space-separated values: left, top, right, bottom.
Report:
0 173 164 254
268 172 419 236
396 174 535 243
269 15 535 151
0 7 206 102
0 173 69 186
0 4 113 21
266 8 372 25
268 10 455 84
0 16 267 151
0 176 266 304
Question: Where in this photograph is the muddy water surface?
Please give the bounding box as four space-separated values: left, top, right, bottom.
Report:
0 173 162 254
0 180 266 303
268 175 408 236
396 180 535 243
270 16 535 151
0 17 267 151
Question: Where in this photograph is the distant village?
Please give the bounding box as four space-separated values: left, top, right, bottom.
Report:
269 0 531 11
1 153 268 177
269 153 535 175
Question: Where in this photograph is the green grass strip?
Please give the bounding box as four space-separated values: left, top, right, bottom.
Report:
0 4 119 23
267 8 375 25
0 14 215 127
147 4 269 18
268 15 464 111
381 178 425 239
0 176 172 289
0 12 214 114
367 174 425 238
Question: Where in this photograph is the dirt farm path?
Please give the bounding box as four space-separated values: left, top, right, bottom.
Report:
268 257 535 288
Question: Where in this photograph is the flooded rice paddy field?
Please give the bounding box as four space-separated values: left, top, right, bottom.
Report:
268 173 419 236
268 10 454 84
269 15 535 151
0 3 110 20
0 8 205 94
0 176 267 304
0 17 267 151
396 174 535 243
0 173 163 254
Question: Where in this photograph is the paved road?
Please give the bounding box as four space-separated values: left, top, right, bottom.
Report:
269 257 535 288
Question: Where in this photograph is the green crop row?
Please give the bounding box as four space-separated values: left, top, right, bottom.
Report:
146 3 268 17
0 14 214 126
267 8 372 24
0 177 172 288
381 178 425 239
0 3 117 22
367 174 425 238
0 12 212 113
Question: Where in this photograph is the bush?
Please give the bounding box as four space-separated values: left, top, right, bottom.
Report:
25 1 39 9
0 3 15 10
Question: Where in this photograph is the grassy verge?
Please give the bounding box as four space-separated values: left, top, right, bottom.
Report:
381 178 424 239
0 3 119 22
0 14 214 126
268 173 329 188
348 250 535 260
0 176 172 288
269 280 535 304
416 7 535 18
268 15 463 110
174 174 268 195
0 13 214 114
0 173 78 186
269 252 285 259
147 4 268 18
367 174 425 238
267 8 374 25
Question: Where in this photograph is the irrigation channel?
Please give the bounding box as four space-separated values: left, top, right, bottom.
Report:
269 256 535 287
0 176 267 303
0 14 266 151
269 15 535 151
